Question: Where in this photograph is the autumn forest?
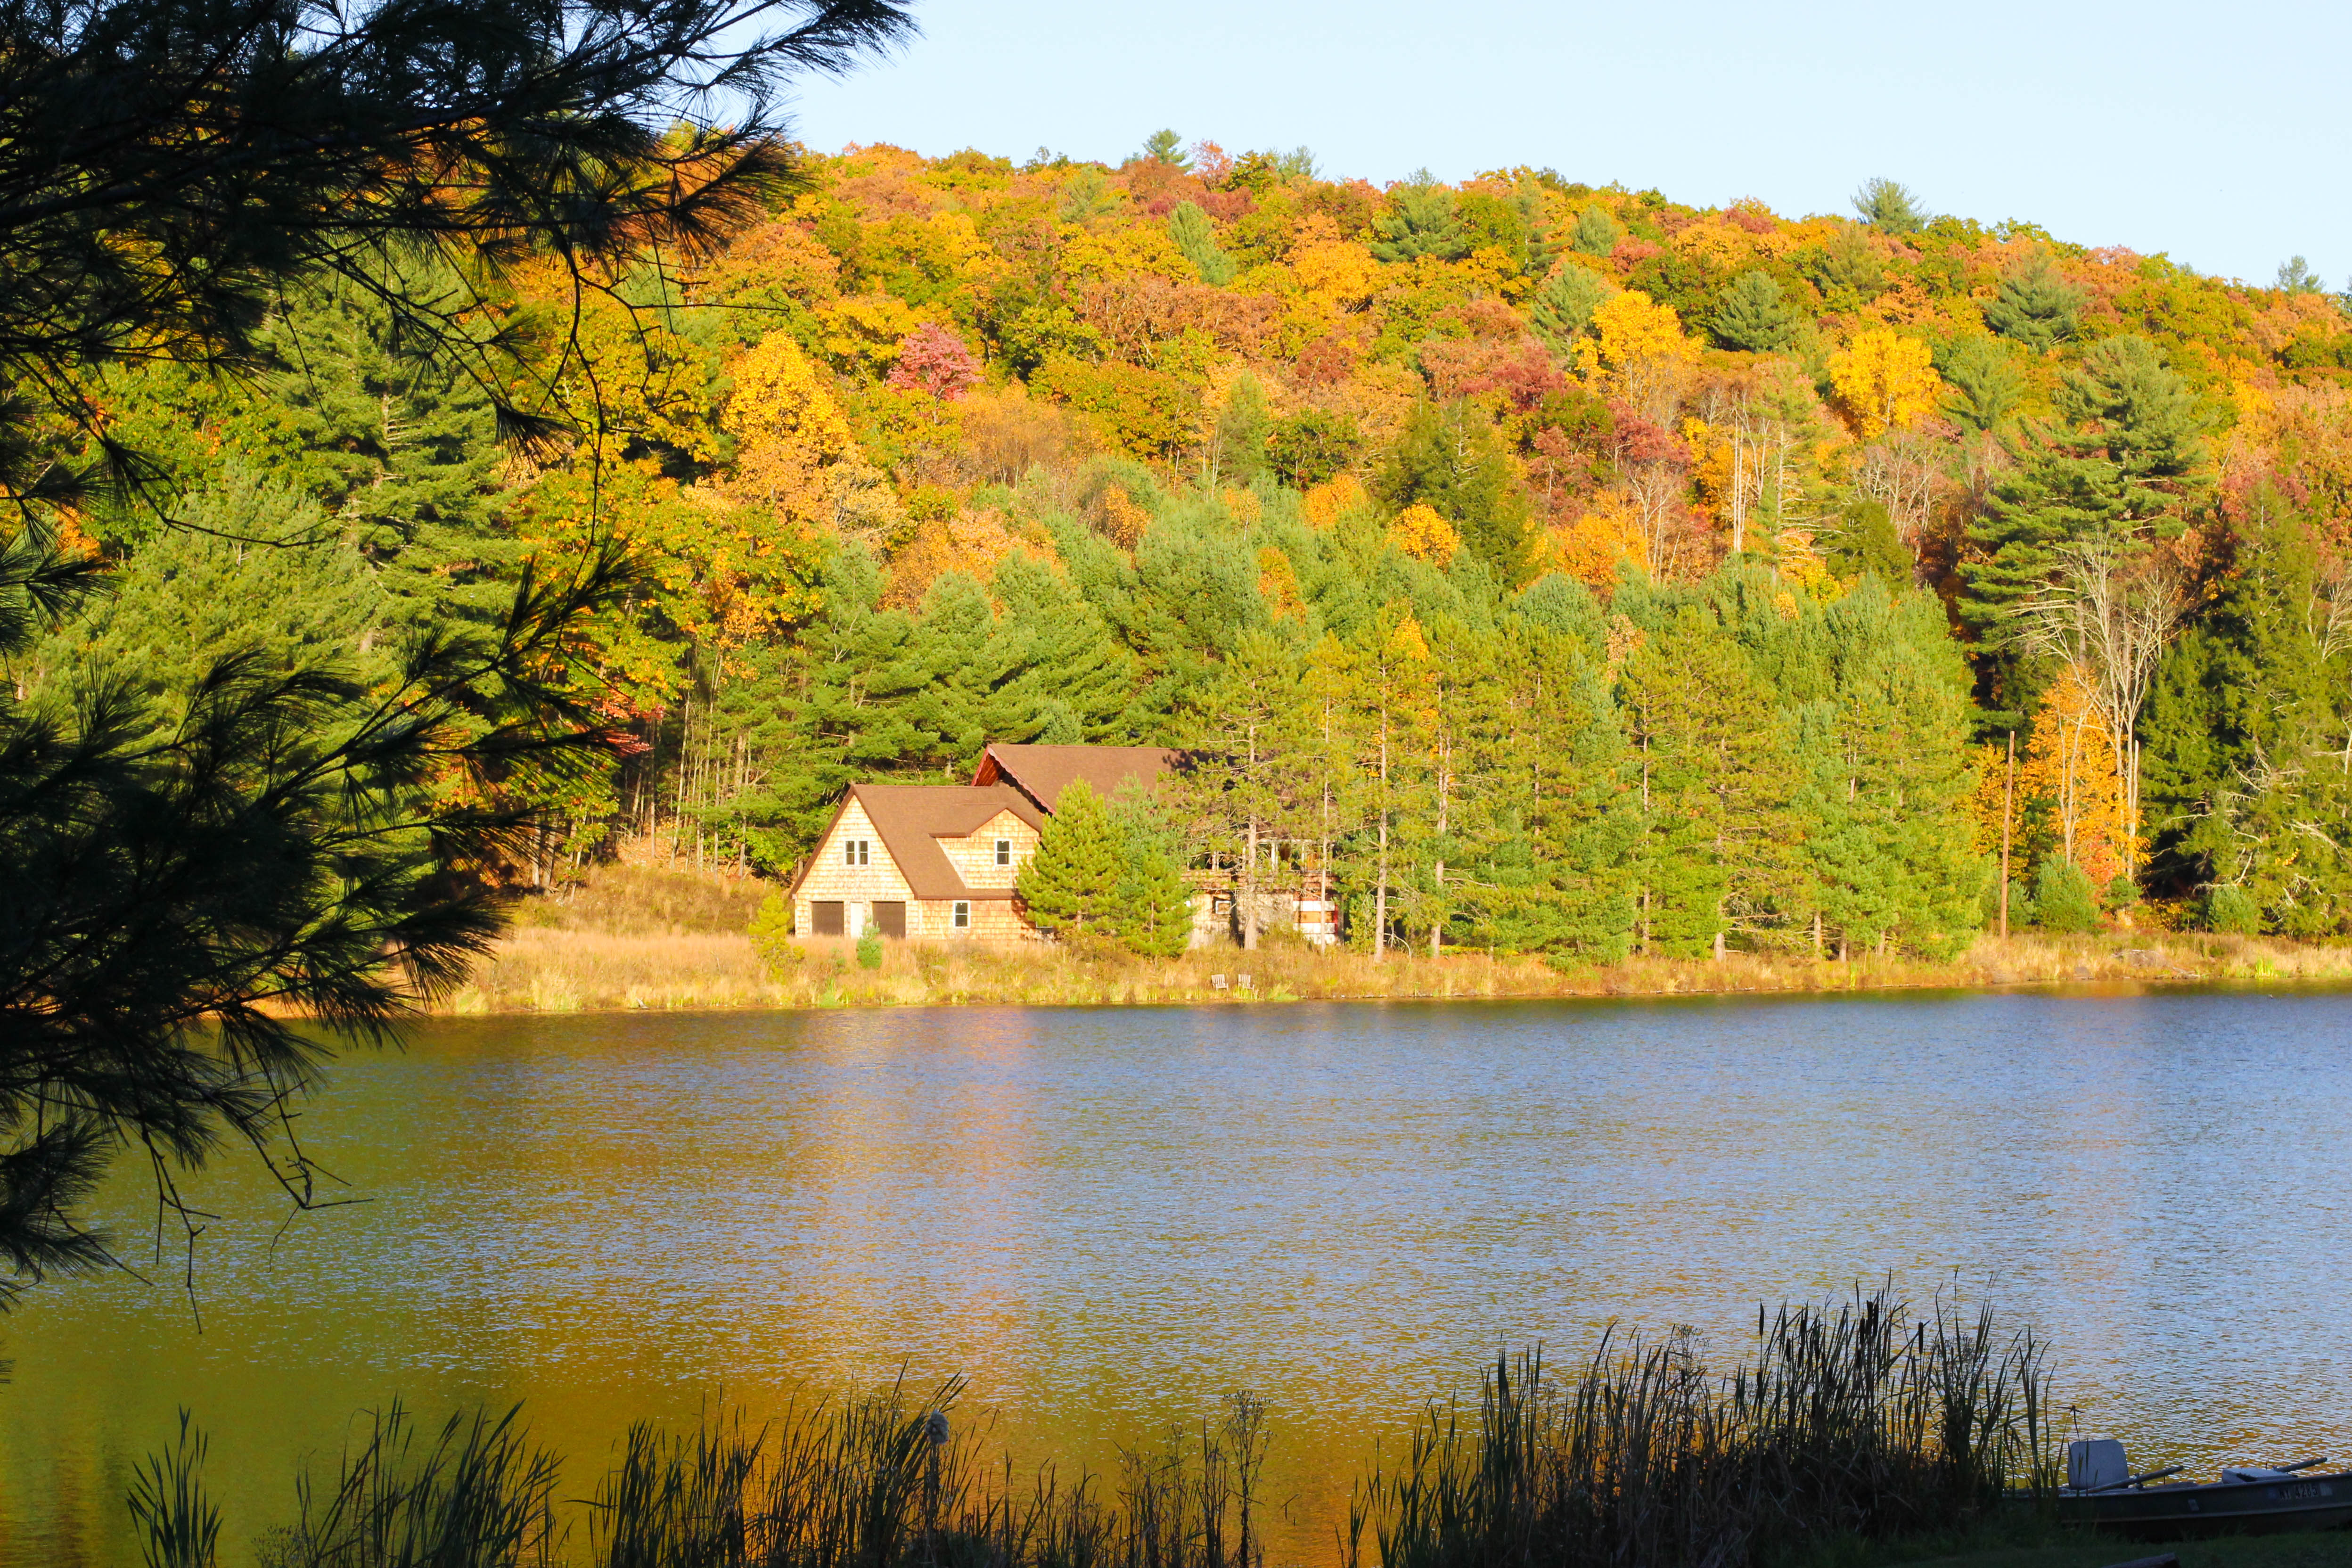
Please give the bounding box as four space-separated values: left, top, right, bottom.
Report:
39 137 2352 959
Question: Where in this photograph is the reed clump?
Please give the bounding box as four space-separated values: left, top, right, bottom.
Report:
184 1379 1270 1568
131 1294 2051 1568
1347 1289 2051 1568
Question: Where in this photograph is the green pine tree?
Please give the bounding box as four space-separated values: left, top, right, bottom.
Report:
2138 502 2352 928
1166 201 1235 286
1016 779 1124 937
1141 130 1190 170
1619 606 1798 956
1570 205 1621 258
2031 858 2100 933
1710 271 1800 353
1530 265 1611 350
1936 334 2026 433
1375 401 1535 585
1983 254 2086 352
1791 580 1988 959
1965 336 2209 647
1473 621 1637 960
1852 177 1927 235
1371 172 1469 264
37 467 393 711
1112 798 1198 958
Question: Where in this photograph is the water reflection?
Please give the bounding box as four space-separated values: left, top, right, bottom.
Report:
5 992 2350 1564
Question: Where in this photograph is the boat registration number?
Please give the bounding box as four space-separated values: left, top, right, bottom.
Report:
2284 1482 2334 1500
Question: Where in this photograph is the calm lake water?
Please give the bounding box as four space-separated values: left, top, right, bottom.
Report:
6 991 2351 1563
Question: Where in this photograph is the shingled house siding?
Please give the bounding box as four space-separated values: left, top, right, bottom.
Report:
796 799 916 938
936 810 1037 891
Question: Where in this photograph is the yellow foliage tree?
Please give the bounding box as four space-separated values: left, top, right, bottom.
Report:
2018 661 2130 888
815 292 923 376
1303 473 1373 529
723 328 902 539
1290 240 1383 313
1388 502 1459 564
1060 224 1194 284
1576 289 1698 378
1546 492 1641 589
1828 328 1941 439
1256 545 1305 618
513 465 822 698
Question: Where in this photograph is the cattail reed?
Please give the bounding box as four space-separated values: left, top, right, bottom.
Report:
1346 1286 2051 1568
144 1290 2049 1568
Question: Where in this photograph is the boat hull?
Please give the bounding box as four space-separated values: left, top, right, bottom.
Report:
2054 1472 2352 1540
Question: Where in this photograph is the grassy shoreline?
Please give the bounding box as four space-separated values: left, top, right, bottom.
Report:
443 922 2352 1015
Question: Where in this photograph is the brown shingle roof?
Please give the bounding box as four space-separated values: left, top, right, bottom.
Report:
974 743 1178 811
844 783 1044 901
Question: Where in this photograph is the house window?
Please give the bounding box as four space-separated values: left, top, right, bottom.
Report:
952 901 971 929
994 838 1011 866
843 838 869 867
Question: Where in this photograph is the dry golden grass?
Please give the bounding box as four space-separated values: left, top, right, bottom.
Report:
443 919 2352 1016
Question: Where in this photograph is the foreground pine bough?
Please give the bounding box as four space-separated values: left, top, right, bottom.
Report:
128 1289 2056 1568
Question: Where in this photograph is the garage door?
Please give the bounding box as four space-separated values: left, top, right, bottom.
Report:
872 901 906 938
810 901 844 936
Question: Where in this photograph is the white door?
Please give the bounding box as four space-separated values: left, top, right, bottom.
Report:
845 903 863 938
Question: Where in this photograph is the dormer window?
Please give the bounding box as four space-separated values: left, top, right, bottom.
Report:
843 838 869 867
994 838 1012 866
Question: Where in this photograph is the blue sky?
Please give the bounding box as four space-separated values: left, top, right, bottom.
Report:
788 0 2347 287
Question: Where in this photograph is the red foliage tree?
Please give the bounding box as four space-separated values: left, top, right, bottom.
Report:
886 322 982 403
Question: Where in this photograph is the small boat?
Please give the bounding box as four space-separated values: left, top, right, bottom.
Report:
2055 1439 2352 1539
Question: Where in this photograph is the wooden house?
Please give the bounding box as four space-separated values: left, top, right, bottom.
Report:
788 744 1178 943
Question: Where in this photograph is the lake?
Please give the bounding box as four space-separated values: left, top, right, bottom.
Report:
6 990 2350 1564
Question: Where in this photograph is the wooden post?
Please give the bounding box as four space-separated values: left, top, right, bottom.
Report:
2000 730 2016 939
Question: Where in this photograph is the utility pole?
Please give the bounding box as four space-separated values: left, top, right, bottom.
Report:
1999 731 2016 939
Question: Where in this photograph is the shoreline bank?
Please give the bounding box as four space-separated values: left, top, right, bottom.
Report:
439 927 2352 1015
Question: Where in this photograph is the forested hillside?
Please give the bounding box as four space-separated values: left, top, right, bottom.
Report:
36 139 2352 956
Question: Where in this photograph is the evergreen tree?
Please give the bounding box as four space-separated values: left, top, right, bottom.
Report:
1710 271 1800 353
1371 172 1469 264
1471 622 1637 960
1142 130 1191 170
1619 606 1797 956
1175 629 1306 948
1106 790 1197 958
2031 857 2100 932
36 468 393 710
254 275 515 624
2138 505 2352 928
1852 177 1927 235
2204 883 2261 934
1167 202 1235 286
1376 402 1535 585
1965 336 2208 643
1936 334 2025 433
1212 375 1270 484
1803 222 1886 304
1983 254 2086 352
1115 842 1196 957
2276 256 2327 295
1016 779 1124 937
1571 205 1621 258
1266 410 1362 488
1792 581 1987 959
1530 265 1611 350
1823 499 1911 585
